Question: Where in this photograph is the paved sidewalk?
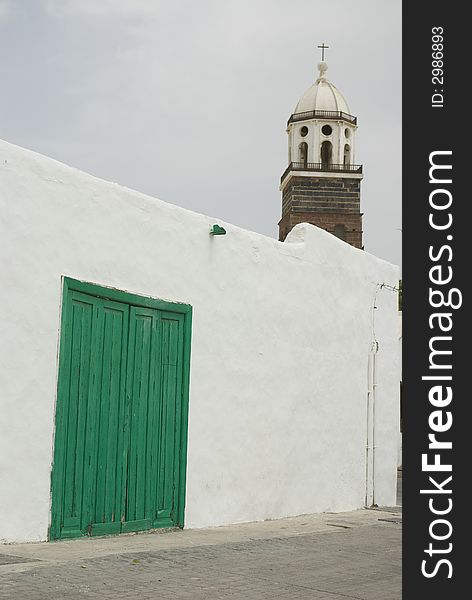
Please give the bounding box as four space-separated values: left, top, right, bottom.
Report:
0 507 401 600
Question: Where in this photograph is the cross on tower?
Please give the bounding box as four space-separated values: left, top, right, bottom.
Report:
317 43 329 61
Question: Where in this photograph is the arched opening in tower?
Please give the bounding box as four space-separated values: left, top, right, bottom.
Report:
321 141 332 169
298 142 308 167
344 144 351 165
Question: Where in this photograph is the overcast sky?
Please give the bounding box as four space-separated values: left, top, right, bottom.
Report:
0 0 401 266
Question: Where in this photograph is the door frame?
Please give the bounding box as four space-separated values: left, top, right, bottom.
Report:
49 277 192 540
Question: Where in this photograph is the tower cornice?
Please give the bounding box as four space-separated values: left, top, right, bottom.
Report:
280 162 363 189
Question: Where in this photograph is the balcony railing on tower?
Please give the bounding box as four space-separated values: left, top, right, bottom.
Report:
287 110 357 126
281 161 363 183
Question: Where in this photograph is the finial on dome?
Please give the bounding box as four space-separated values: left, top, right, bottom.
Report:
318 62 328 78
316 43 329 81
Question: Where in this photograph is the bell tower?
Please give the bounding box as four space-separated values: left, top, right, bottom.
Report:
278 47 363 248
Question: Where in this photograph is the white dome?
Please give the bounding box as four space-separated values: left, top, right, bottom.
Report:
294 65 351 115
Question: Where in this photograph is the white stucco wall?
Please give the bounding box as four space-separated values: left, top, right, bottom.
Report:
289 119 357 165
0 139 400 543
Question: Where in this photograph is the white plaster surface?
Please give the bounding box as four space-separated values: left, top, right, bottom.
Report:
285 120 359 173
0 140 400 543
290 118 357 167
294 73 350 114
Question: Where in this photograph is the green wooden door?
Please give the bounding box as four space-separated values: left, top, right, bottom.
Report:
50 279 191 541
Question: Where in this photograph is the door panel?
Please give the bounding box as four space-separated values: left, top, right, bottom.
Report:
52 292 129 539
154 314 184 526
124 309 182 530
89 301 129 534
125 307 159 525
60 295 94 538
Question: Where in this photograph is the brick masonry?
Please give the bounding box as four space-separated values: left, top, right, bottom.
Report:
279 175 363 248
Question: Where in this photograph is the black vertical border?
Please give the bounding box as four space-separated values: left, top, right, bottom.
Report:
403 2 466 597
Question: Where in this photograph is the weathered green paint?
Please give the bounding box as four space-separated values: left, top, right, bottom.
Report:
50 278 192 541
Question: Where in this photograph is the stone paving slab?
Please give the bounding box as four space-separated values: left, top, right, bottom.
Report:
0 508 401 600
0 554 39 566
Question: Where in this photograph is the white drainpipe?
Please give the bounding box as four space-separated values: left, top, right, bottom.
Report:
366 339 378 507
365 281 399 507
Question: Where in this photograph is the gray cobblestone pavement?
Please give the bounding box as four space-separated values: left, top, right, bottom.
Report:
0 507 401 600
